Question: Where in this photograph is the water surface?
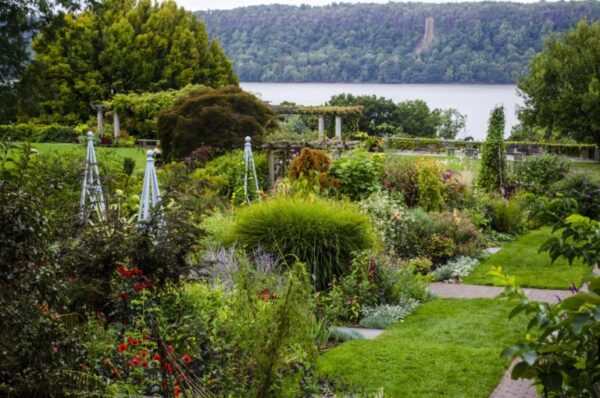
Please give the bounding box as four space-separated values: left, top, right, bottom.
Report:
241 82 522 140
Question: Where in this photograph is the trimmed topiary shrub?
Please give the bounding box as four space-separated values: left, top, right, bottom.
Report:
478 106 507 194
158 85 278 160
229 197 374 289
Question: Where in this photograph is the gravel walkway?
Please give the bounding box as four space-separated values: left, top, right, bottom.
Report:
428 282 574 398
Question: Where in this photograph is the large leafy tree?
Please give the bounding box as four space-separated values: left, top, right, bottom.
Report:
518 20 600 147
22 0 238 122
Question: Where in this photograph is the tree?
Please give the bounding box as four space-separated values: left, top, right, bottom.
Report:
434 108 466 139
396 100 438 137
518 20 600 147
158 85 278 160
478 106 507 193
328 93 400 135
21 0 237 122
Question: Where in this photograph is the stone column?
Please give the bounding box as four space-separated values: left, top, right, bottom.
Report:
318 115 325 139
113 111 120 139
96 105 104 137
335 116 342 140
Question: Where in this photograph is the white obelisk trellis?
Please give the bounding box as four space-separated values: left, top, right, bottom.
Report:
80 131 106 220
243 136 260 204
138 150 162 223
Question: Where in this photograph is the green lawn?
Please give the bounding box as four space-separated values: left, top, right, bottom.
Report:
464 228 591 289
31 143 149 172
318 299 526 398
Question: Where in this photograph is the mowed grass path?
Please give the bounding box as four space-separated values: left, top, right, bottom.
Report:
464 228 591 289
318 299 526 398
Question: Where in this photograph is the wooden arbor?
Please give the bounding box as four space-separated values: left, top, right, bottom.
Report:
272 105 363 140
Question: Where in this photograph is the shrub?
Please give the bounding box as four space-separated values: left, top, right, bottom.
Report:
478 106 507 193
426 234 456 264
158 85 278 160
0 123 79 142
553 173 600 220
488 197 527 234
513 154 570 194
429 211 483 257
381 156 419 206
404 257 433 275
329 150 383 200
433 256 479 281
204 149 269 198
416 158 445 211
229 198 374 289
289 147 332 179
360 299 420 329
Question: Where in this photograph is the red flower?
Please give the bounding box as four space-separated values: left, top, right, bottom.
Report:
43 305 49 313
118 343 127 353
152 353 161 361
129 267 143 277
117 266 131 278
164 362 173 375
174 386 181 397
140 349 148 357
134 283 144 292
120 292 129 301
182 354 191 363
126 337 140 347
168 344 174 353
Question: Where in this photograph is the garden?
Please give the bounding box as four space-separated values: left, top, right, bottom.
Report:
2 82 600 398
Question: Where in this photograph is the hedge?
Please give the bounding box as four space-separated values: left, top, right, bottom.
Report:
384 137 596 158
0 124 80 143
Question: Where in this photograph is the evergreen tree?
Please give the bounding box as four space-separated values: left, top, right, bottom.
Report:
21 0 237 122
478 106 507 194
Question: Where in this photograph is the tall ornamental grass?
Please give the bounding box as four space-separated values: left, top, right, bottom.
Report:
230 198 374 289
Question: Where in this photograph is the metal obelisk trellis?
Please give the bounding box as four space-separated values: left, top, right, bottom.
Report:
138 150 162 224
243 136 260 204
80 131 106 221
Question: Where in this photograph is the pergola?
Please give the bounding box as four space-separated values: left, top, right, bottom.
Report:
272 105 363 140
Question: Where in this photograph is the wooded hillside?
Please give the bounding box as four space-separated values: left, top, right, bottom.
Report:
197 1 600 83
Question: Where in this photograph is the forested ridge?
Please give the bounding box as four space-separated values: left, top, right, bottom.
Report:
197 1 600 83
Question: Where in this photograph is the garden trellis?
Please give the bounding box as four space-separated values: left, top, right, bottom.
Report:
243 136 260 204
80 131 106 220
138 149 162 223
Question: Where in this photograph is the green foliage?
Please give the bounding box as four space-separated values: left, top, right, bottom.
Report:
229 197 374 289
426 234 456 264
328 93 401 135
513 154 570 194
21 0 237 122
404 257 433 275
519 20 600 147
359 300 420 329
478 106 507 193
329 150 383 200
416 158 445 211
158 85 277 159
434 108 466 139
0 123 80 142
433 256 479 281
109 84 205 138
198 2 600 84
488 197 527 235
553 173 600 220
429 211 484 257
381 156 420 206
494 215 600 396
396 100 439 137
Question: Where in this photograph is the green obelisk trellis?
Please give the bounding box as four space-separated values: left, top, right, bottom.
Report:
243 136 260 204
80 131 106 221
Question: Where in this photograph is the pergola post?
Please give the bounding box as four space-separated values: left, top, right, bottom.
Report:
318 115 325 139
96 105 104 137
268 148 275 185
335 116 342 140
113 111 120 139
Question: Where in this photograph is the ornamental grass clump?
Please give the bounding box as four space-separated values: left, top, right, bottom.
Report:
229 197 374 289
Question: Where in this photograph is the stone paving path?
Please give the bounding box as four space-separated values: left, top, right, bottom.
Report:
429 282 572 304
429 282 574 398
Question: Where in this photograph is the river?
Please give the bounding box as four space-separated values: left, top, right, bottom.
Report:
240 82 522 141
